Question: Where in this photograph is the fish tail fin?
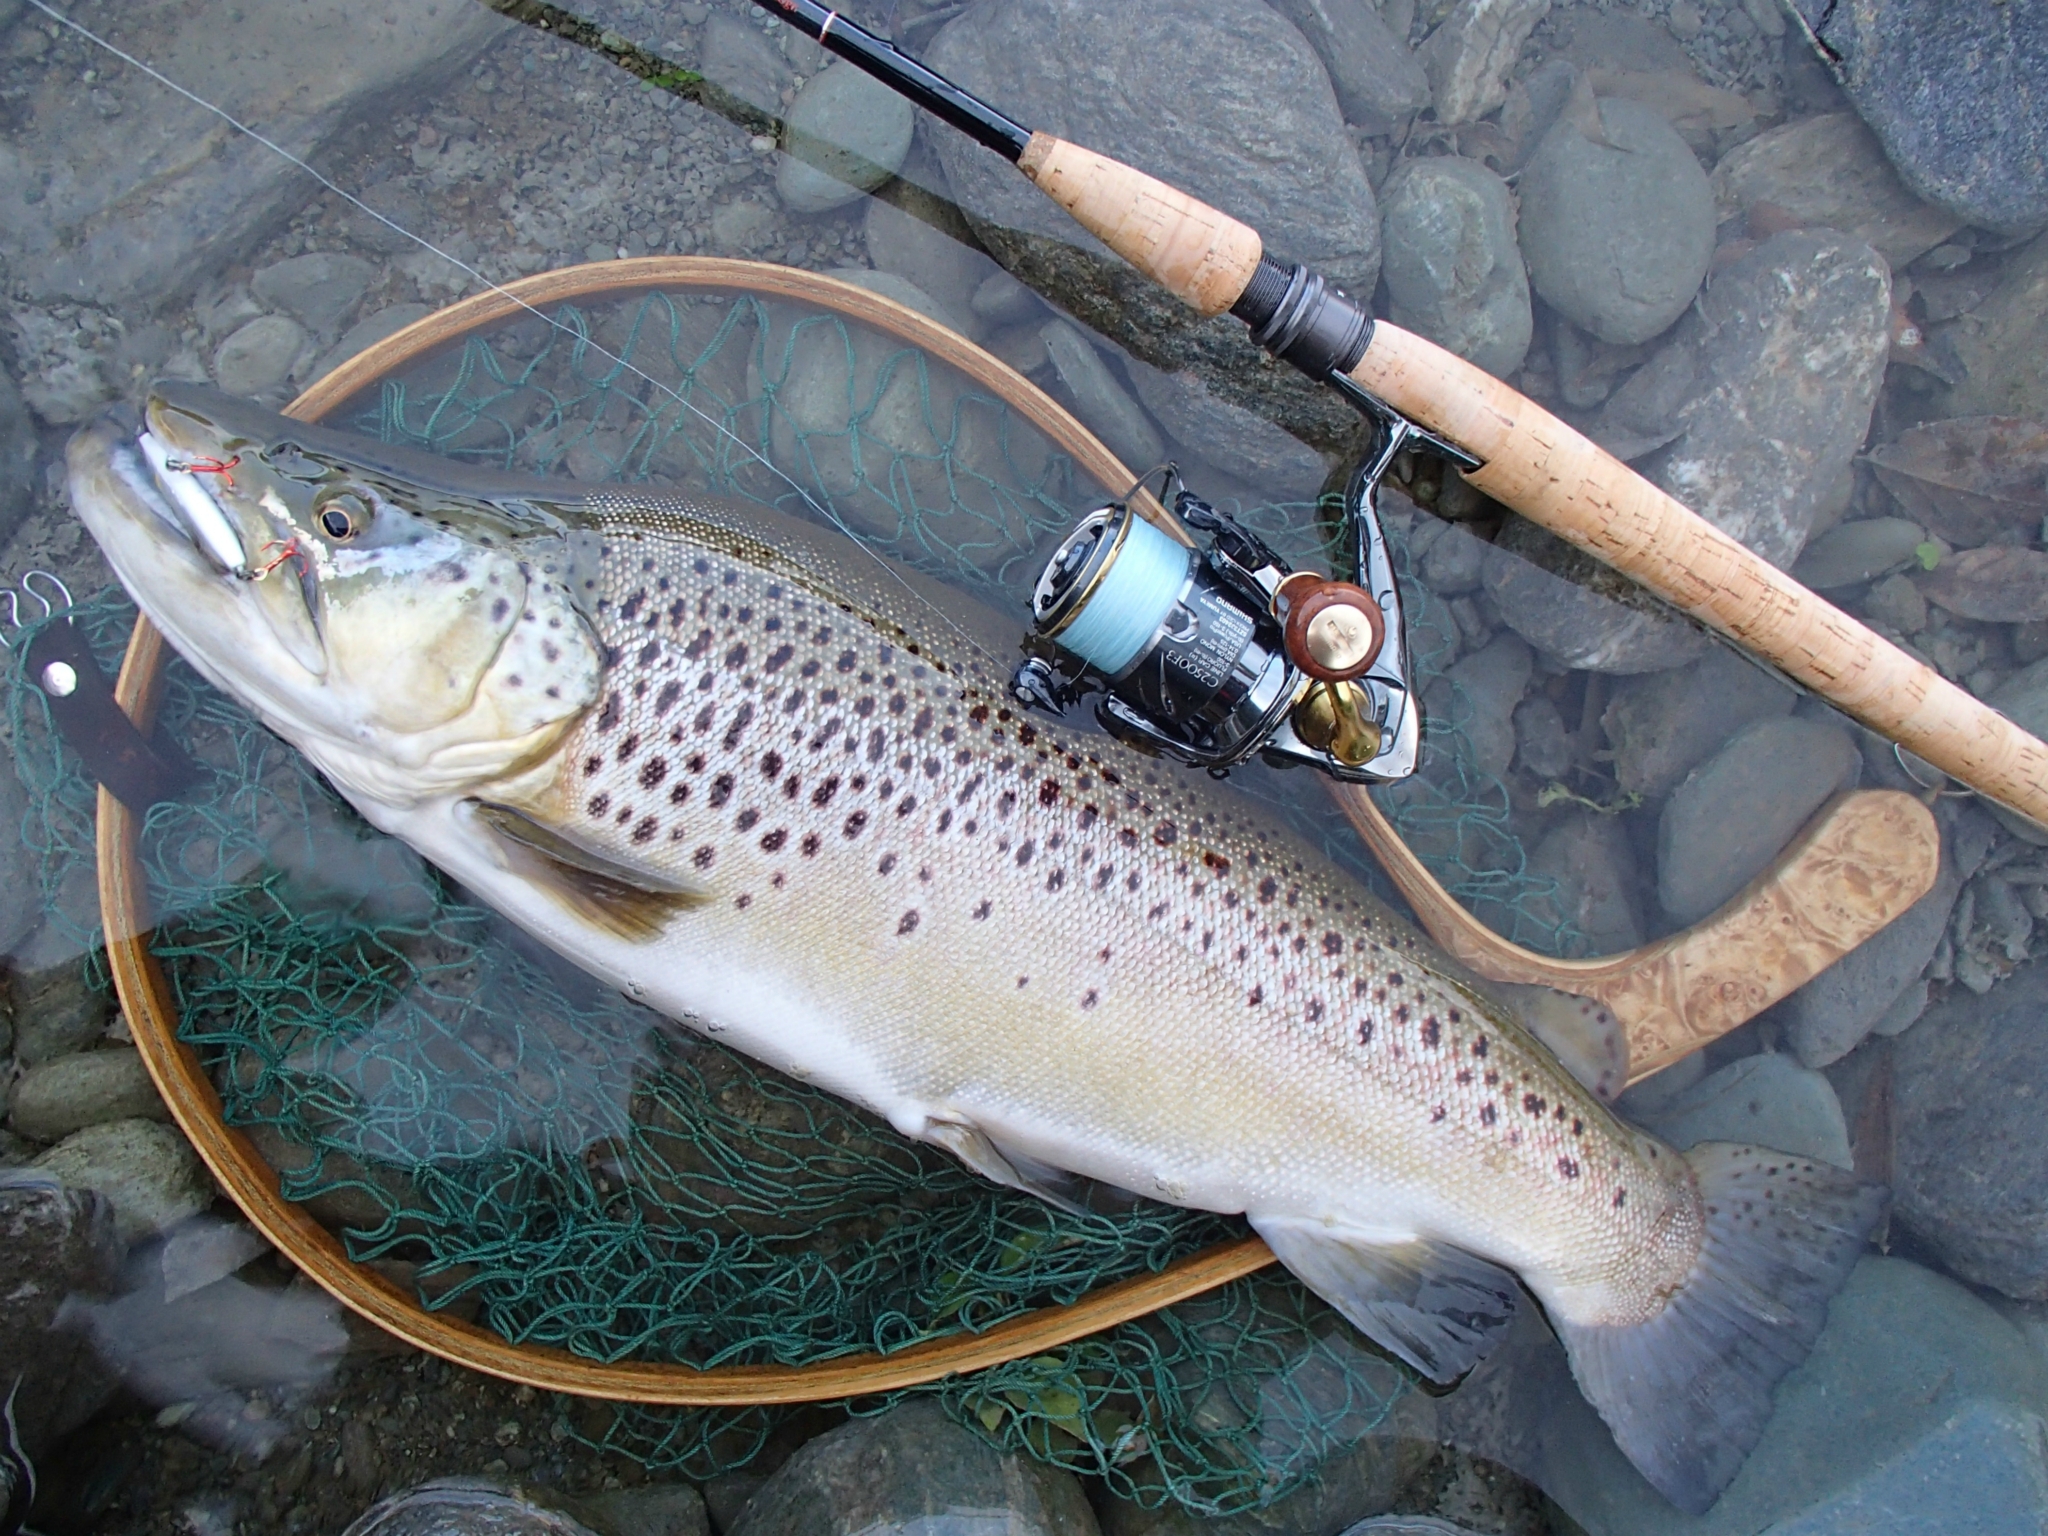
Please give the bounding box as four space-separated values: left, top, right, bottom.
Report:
1555 1142 1885 1515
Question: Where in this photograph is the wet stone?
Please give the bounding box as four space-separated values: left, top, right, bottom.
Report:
1378 157 1533 378
971 271 1044 329
1634 1051 1853 1168
1039 320 1166 476
1656 716 1860 924
213 314 307 399
1945 232 2048 420
727 1400 1098 1536
1523 809 1644 956
697 14 793 115
1129 362 1331 502
8 1046 169 1144
1790 517 1926 591
1984 660 2048 845
1438 634 1533 779
1863 572 1928 635
1602 645 1798 801
0 360 38 552
1786 0 2048 234
863 175 1003 341
0 1175 122 1464
1417 0 1552 127
1921 546 2048 624
250 251 376 335
1509 694 1573 782
0 750 36 961
10 962 115 1067
775 63 916 214
1483 516 1710 675
1417 519 1489 596
32 1117 213 1247
315 302 436 384
1516 96 1714 346
1265 0 1431 134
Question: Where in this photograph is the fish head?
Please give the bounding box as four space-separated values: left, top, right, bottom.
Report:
68 382 603 805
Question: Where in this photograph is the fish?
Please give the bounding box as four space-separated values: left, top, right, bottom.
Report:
67 383 1884 1514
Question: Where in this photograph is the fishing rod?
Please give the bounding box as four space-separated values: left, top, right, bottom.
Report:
749 0 2048 828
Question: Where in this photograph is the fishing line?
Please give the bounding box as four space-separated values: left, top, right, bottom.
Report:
19 0 1002 665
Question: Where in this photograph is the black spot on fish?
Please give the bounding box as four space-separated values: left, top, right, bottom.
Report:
1081 989 1098 1009
761 750 783 779
1016 841 1035 867
693 845 716 869
1039 780 1060 807
632 816 657 844
1523 1093 1545 1116
1613 1189 1627 1208
1305 1000 1325 1022
491 596 510 623
896 909 920 936
1387 971 1404 986
596 695 622 731
801 832 821 856
736 809 759 831
1047 870 1066 892
587 793 611 817
1558 1158 1580 1180
723 704 755 750
1431 1105 1447 1123
619 733 640 761
1472 1036 1489 1058
1421 1017 1441 1048
844 810 868 838
640 758 668 790
669 783 690 805
709 774 734 808
1479 1103 1497 1126
1456 1068 1474 1085
584 756 604 777
766 644 793 672
1358 1019 1374 1045
655 681 683 715
1322 932 1343 956
1257 876 1277 902
760 829 787 852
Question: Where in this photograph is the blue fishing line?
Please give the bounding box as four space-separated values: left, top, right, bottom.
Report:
1058 515 1190 676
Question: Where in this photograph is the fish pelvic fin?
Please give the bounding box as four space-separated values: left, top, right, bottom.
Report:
1495 983 1628 1103
1556 1142 1886 1515
1251 1217 1520 1383
470 800 713 941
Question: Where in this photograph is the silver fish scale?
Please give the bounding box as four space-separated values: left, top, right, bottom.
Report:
526 493 1698 1325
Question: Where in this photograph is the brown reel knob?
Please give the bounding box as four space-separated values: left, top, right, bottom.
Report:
1275 574 1386 682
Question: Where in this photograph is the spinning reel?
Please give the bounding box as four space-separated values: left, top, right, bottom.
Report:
1012 387 1477 786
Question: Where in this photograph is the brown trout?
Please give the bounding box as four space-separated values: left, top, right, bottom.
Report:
69 384 1882 1513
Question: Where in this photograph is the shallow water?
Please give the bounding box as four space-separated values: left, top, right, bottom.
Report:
2 0 2045 1532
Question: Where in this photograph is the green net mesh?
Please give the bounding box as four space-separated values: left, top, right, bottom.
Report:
8 286 1581 1513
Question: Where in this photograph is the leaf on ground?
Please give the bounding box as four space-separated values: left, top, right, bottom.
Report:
1920 545 2048 623
1867 416 2048 546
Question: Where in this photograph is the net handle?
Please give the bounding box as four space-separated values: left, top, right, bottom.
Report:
100 256 1269 1405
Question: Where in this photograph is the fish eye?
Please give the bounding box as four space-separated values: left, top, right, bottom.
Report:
315 492 370 541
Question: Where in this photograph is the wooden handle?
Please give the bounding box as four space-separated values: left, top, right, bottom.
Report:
1350 323 2048 831
1018 133 1263 317
1334 784 1941 1084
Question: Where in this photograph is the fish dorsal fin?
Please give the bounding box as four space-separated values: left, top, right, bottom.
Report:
1251 1217 1520 1383
1495 983 1629 1103
470 800 712 941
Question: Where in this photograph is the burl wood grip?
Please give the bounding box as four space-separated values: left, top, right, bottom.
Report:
1350 323 2048 831
1018 133 1264 317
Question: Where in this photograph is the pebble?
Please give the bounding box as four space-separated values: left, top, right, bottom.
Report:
1517 95 1715 346
1656 716 1860 924
1417 518 1488 595
1601 645 1798 801
775 63 916 214
213 314 307 397
1789 516 1927 591
1983 662 2048 839
1946 232 2048 420
1039 320 1166 475
0 361 37 552
697 13 792 115
1525 809 1644 955
1377 157 1532 378
569 1485 710 1536
970 270 1044 329
1785 0 2048 234
1635 1051 1853 1168
249 252 376 335
8 1047 168 1144
1266 0 1431 134
313 301 435 384
1895 958 2048 1298
1416 0 1552 126
1709 113 1961 270
32 1117 213 1246
1863 572 1927 634
727 1400 1097 1536
862 179 1003 335
1510 694 1573 781
1483 517 1710 675
1921 546 2048 623
10 962 115 1066
708 198 776 254
1441 633 1533 779
0 1176 122 1465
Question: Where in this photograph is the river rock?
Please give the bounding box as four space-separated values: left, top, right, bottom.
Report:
1945 233 2048 420
339 1481 606 1536
972 271 1045 329
8 1047 168 1144
1264 0 1431 133
1040 321 1166 475
727 1400 1097 1536
925 0 1376 450
314 301 436 383
1482 517 1710 674
1709 113 1962 270
1785 0 2048 235
1378 158 1532 378
1640 1051 1853 1167
1417 0 1552 126
1517 96 1714 346
1434 634 1532 779
1657 716 1860 924
698 13 793 114
1511 694 1572 780
1602 646 1798 801
1525 810 1643 956
250 252 376 336
1645 231 1893 569
862 182 1003 335
0 361 36 551
1418 521 1489 596
213 314 308 399
0 0 497 311
0 752 35 961
776 62 916 214
1892 958 2048 1298
1987 659 2048 845
10 962 114 1066
0 1175 121 1465
1790 517 1926 591
1129 363 1332 501
33 1118 212 1246
1922 546 2048 623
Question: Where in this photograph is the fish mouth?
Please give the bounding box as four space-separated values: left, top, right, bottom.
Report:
134 389 258 578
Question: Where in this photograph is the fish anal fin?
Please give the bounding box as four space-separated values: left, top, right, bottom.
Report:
1252 1217 1520 1384
1497 983 1629 1103
470 800 712 941
1556 1142 1885 1513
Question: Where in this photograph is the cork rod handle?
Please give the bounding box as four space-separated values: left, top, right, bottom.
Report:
1018 133 1265 317
1349 323 2048 829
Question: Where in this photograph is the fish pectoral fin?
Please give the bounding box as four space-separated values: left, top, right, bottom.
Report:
925 1121 1091 1217
1251 1217 1520 1384
470 800 713 941
1495 983 1628 1103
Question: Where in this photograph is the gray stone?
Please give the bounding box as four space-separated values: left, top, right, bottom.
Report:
698 13 793 115
1510 694 1573 781
1527 810 1644 955
1710 113 1963 270
1787 0 2048 235
1417 0 1552 126
338 1480 606 1536
1129 363 1332 502
1482 517 1710 675
925 0 1376 451
250 252 376 335
8 1047 167 1144
1945 232 2048 420
1863 573 1927 635
1378 158 1532 378
1894 959 2048 1299
1601 645 1799 801
1657 717 1860 924
1264 0 1431 133
33 1118 212 1246
0 0 498 312
1986 660 2048 845
213 314 308 398
1635 1051 1853 1167
5 305 118 425
1922 546 2048 623
1517 96 1714 346
314 301 436 384
728 1400 1097 1536
1040 321 1166 476
709 198 777 255
0 361 37 551
1644 231 1894 570
776 62 917 214
971 271 1044 328
1418 519 1489 596
1440 634 1533 779
10 962 114 1066
1790 517 1926 591
1868 978 1930 1038
0 1176 121 1464
569 1485 709 1536
985 324 1052 377
863 186 1004 339
0 751 35 962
